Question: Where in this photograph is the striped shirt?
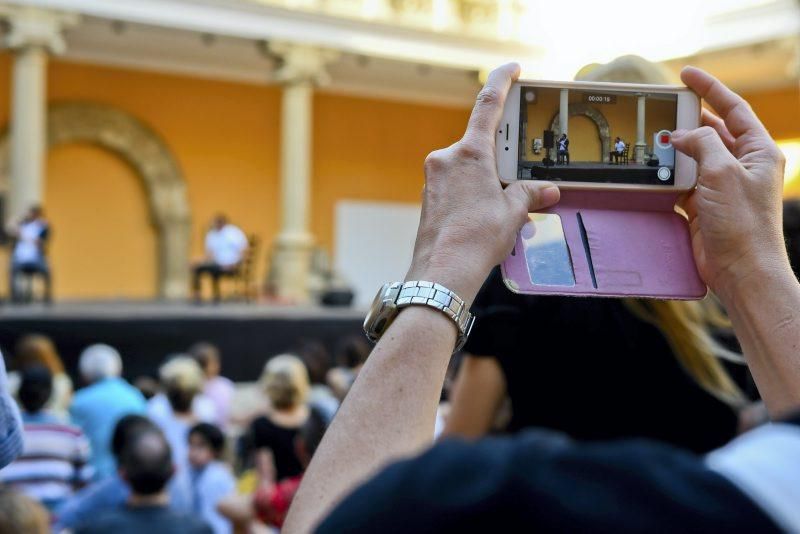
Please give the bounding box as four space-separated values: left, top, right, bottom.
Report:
0 413 93 509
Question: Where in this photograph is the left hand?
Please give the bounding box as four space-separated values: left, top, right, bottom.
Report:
406 63 560 304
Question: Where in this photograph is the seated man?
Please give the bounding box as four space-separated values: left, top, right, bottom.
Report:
192 214 248 303
7 205 51 303
284 65 800 532
611 136 626 163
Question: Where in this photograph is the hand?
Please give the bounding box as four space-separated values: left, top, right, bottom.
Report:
406 63 560 304
671 67 789 299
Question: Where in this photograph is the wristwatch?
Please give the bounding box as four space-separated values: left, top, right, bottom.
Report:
363 281 475 353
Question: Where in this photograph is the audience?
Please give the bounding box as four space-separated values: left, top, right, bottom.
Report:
70 344 147 480
189 342 234 429
295 340 339 423
75 427 212 534
0 488 50 534
327 335 371 401
187 423 235 534
0 351 23 470
149 356 217 426
0 367 92 511
54 415 193 531
243 355 310 480
8 334 73 418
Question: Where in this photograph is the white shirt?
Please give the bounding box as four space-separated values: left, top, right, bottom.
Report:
558 139 567 151
205 224 247 267
615 140 626 153
12 219 47 264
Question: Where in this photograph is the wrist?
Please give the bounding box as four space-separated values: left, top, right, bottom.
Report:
714 253 796 308
405 259 487 309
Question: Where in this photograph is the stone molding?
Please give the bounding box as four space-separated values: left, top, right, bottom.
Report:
550 103 611 163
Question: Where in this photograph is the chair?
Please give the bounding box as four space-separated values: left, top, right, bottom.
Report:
620 143 631 165
11 265 51 304
233 234 260 303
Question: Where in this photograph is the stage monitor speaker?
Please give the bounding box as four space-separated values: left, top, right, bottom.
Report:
543 130 555 149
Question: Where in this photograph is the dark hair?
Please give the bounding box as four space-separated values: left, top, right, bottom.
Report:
188 342 220 374
189 423 226 457
334 335 371 369
298 407 328 458
18 366 52 413
120 430 173 495
294 340 331 385
784 200 800 274
111 415 157 460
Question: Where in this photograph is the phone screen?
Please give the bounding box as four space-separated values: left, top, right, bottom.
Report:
518 86 677 185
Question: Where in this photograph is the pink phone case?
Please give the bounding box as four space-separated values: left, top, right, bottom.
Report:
501 189 707 300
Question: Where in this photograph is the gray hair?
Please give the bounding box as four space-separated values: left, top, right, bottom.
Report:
79 344 123 382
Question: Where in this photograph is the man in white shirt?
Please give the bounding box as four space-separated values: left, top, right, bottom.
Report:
191 214 248 303
7 205 52 303
612 137 626 164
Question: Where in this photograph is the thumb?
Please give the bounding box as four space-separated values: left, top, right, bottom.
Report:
505 181 560 216
671 126 742 179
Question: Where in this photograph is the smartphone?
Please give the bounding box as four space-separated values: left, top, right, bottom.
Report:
496 80 700 190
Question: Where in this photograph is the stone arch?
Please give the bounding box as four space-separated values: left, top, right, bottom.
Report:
550 103 611 163
0 102 191 299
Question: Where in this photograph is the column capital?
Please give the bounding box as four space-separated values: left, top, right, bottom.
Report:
0 6 79 55
269 43 339 86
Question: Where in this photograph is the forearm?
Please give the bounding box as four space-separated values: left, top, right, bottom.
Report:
719 262 800 417
284 306 456 533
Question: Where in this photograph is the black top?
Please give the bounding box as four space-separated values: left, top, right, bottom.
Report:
76 504 212 534
462 267 739 452
249 415 305 480
318 430 778 533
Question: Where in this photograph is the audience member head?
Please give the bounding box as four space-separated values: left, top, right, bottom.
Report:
212 214 228 230
0 488 49 534
188 342 222 379
18 366 52 414
119 429 174 497
14 334 64 375
111 414 158 461
295 407 329 468
188 422 226 468
334 335 371 370
260 354 310 411
293 340 331 386
78 343 123 384
159 355 205 415
133 375 160 400
784 199 800 274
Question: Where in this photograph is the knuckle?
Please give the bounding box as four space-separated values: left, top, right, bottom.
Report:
454 140 486 161
423 150 447 174
475 86 501 107
696 126 717 140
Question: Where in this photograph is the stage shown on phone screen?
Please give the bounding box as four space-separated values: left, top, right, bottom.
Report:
518 86 677 185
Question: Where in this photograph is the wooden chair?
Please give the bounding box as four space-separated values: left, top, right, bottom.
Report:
620 143 631 165
234 234 260 303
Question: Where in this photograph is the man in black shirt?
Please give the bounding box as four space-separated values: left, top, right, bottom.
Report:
284 65 800 533
77 428 211 534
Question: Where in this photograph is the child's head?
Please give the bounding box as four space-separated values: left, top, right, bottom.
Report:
188 423 225 468
18 366 52 414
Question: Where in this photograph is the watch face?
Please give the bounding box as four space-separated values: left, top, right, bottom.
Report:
363 283 392 341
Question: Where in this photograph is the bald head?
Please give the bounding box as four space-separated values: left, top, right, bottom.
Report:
119 430 173 496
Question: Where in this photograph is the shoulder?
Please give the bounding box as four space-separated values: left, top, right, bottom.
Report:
76 509 125 533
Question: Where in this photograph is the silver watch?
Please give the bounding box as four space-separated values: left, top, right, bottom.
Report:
363 281 475 353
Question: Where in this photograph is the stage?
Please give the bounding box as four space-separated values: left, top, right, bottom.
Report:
0 302 366 383
523 161 675 185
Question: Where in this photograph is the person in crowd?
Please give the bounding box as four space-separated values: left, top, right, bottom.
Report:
8 334 73 418
242 355 310 481
54 415 193 531
70 344 147 480
611 136 626 163
189 342 234 429
294 340 339 423
0 367 91 510
327 335 371 401
76 427 212 534
6 205 52 303
0 488 50 534
556 133 569 165
219 407 328 531
187 423 235 534
149 355 217 425
191 214 248 304
133 375 160 400
0 351 23 470
283 65 800 532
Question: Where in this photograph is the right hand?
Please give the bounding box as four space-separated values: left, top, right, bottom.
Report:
671 67 788 298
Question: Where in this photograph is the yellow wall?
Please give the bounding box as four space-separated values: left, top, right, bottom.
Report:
740 86 800 141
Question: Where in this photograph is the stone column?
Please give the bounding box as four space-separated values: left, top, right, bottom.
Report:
635 94 647 164
269 44 337 303
559 89 569 137
1 7 77 222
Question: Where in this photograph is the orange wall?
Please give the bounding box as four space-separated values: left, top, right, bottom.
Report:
740 86 800 141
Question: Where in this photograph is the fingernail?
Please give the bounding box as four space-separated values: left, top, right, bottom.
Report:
671 129 687 139
541 185 560 205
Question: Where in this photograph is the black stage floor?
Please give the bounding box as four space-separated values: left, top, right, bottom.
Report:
0 302 365 383
524 161 674 185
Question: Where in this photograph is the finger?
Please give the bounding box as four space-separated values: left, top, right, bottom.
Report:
505 181 560 222
463 63 521 145
701 109 735 152
671 126 743 182
681 66 767 139
677 191 698 222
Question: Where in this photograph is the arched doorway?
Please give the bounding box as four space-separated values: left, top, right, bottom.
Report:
0 103 191 298
550 103 611 163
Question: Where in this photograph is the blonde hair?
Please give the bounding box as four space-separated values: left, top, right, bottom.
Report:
0 488 49 534
159 355 205 413
261 354 310 410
